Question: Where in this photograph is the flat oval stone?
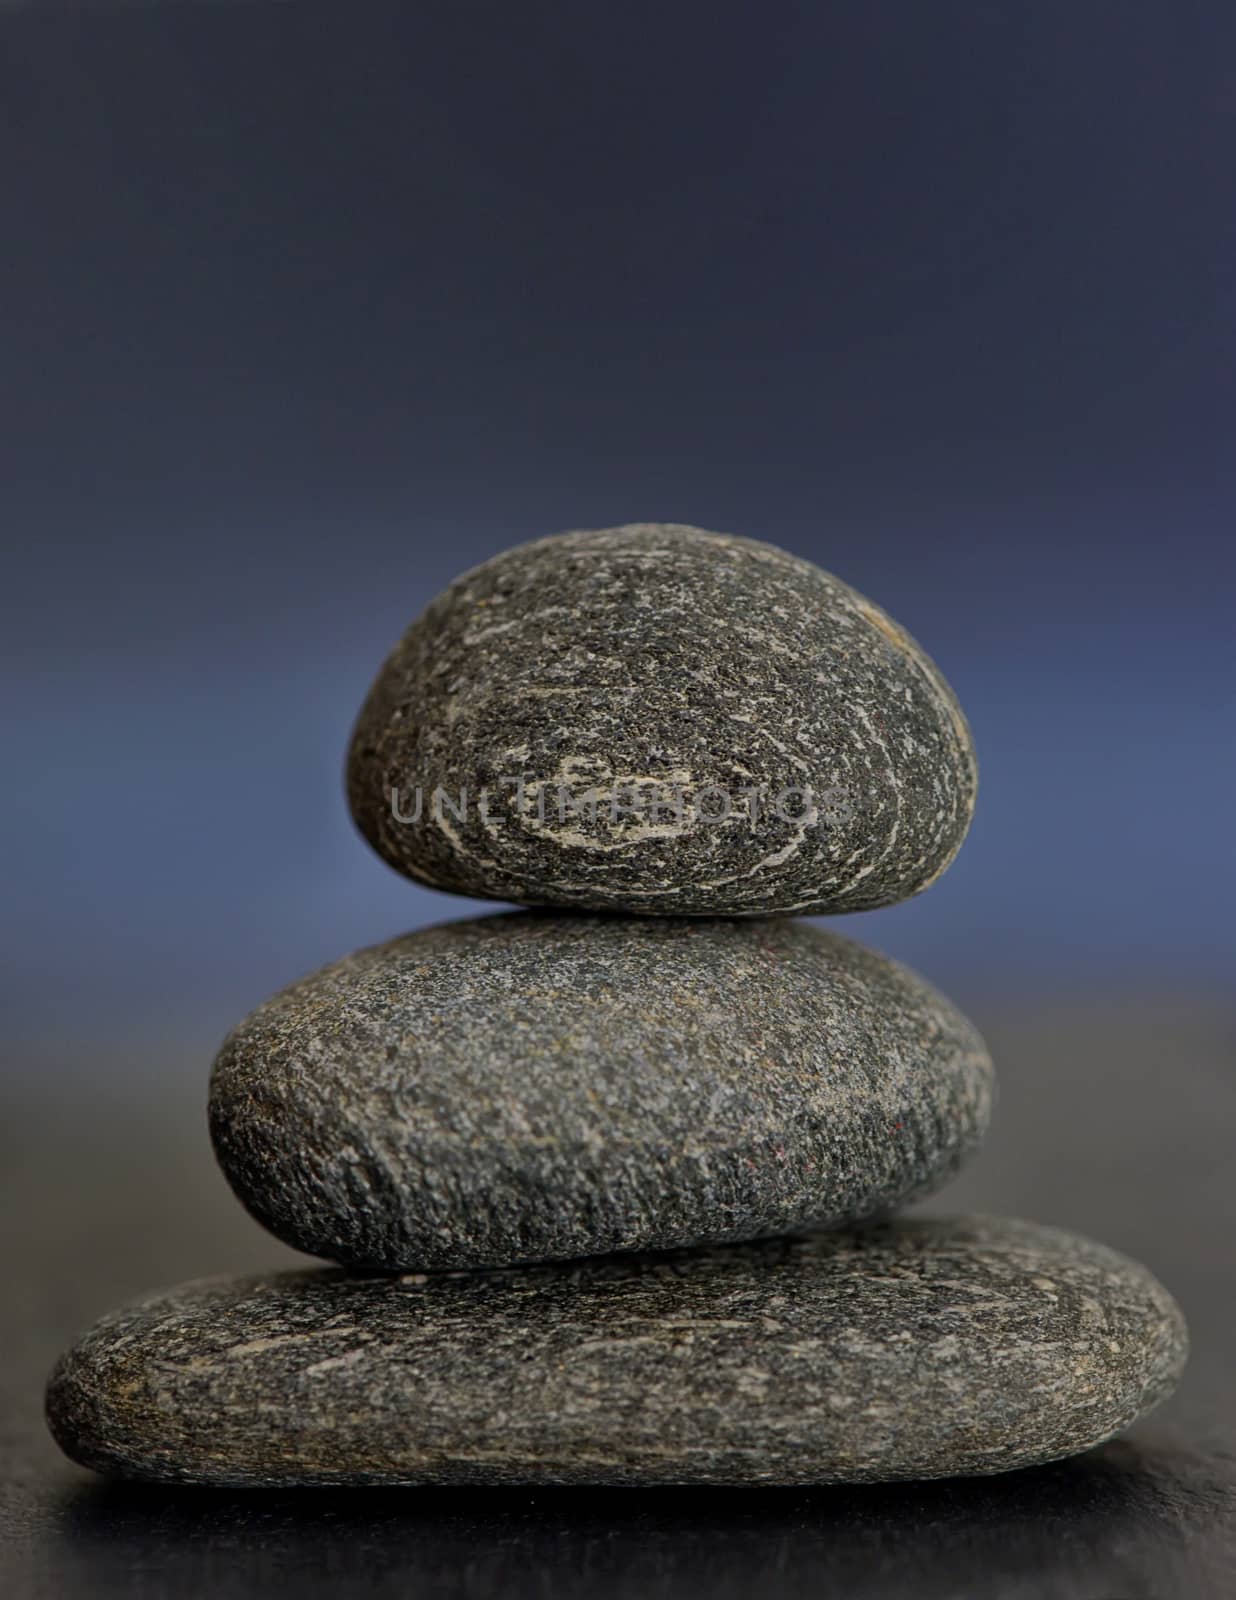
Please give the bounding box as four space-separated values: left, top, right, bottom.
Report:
347 523 977 916
208 914 993 1270
46 1217 1187 1486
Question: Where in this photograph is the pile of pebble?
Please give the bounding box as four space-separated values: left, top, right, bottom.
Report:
47 524 1186 1486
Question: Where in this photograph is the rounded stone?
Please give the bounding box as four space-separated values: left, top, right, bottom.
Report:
208 913 994 1271
346 523 977 916
46 1217 1188 1487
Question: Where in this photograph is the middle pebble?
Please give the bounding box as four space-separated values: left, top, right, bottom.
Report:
210 914 994 1271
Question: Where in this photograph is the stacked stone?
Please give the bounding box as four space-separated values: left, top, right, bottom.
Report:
47 525 1186 1486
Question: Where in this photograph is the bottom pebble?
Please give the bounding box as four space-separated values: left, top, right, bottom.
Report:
45 1215 1187 1487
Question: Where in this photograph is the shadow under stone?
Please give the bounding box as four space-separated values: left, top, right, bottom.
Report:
34 1434 1236 1600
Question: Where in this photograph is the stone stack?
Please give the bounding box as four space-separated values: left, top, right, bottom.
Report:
47 524 1186 1485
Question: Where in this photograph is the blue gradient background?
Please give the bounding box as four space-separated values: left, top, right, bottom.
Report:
3 1 1232 1061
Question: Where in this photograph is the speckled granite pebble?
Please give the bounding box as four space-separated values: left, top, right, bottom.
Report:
208 913 993 1271
46 1216 1187 1487
347 524 977 916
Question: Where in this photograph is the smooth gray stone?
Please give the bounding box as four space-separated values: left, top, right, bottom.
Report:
347 523 977 916
208 914 994 1271
45 1217 1188 1487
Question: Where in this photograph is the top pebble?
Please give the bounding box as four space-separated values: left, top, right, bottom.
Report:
348 524 977 916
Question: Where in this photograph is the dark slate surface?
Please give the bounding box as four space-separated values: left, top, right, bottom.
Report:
209 914 992 1270
5 1000 1236 1596
347 526 977 917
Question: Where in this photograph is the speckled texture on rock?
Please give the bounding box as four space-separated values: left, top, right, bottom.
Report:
208 913 994 1271
346 524 977 916
45 1216 1188 1487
